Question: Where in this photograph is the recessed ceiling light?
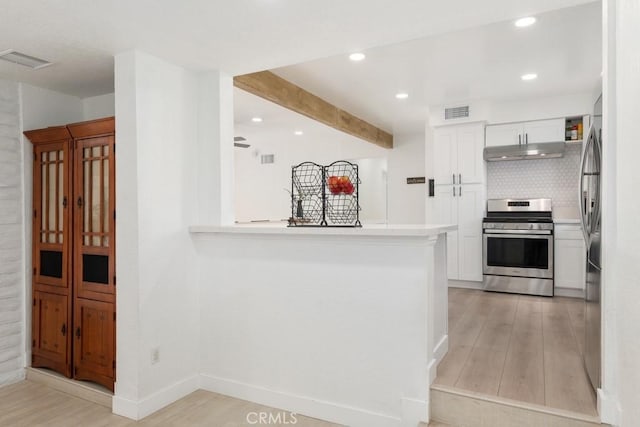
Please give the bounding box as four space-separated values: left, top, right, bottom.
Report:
521 73 538 81
501 156 507 159
294 131 303 136
251 117 263 123
540 153 546 156
395 92 409 99
349 52 366 61
515 17 536 27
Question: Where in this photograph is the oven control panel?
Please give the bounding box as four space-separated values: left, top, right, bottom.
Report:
483 222 554 231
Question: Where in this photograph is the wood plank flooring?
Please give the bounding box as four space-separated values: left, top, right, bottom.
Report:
0 381 340 427
434 288 597 416
0 380 450 426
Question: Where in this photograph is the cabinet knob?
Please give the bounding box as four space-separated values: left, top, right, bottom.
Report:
61 324 66 336
75 327 81 339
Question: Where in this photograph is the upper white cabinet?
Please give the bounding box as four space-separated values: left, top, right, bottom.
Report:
434 122 485 185
485 123 523 147
486 118 565 147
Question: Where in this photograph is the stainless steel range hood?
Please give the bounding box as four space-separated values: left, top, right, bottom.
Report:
483 142 566 161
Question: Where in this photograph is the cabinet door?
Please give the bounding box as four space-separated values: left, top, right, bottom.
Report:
485 123 523 147
434 185 459 280
456 123 485 184
32 291 71 376
433 127 457 185
555 239 586 290
457 185 484 282
74 298 115 391
33 142 72 289
74 136 116 302
523 118 565 144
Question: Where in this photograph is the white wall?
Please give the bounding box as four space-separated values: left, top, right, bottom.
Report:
234 133 387 223
387 131 426 224
113 51 200 418
195 232 447 426
0 79 24 387
352 158 388 223
428 92 594 127
82 93 115 121
600 0 640 425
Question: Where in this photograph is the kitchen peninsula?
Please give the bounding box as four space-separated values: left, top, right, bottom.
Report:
189 223 454 426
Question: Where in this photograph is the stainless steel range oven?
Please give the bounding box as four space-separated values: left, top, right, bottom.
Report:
483 199 554 296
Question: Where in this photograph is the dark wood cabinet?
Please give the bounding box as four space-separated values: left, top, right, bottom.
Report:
73 298 115 388
24 117 116 391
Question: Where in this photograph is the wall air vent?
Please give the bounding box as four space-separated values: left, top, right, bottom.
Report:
444 105 470 120
234 136 250 148
260 154 274 164
0 49 52 70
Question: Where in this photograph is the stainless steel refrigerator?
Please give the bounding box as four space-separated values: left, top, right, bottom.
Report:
581 94 602 391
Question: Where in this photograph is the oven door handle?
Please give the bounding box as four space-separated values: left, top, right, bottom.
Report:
484 229 552 235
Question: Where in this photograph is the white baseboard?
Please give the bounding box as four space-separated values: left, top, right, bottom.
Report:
429 335 449 384
401 397 428 427
448 280 483 290
554 287 585 298
113 374 199 420
597 388 621 426
200 374 401 427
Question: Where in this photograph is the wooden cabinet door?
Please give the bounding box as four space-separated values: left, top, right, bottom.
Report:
33 142 72 289
485 123 523 147
457 184 484 282
73 135 115 302
523 118 565 144
433 127 457 185
434 184 459 280
456 123 485 184
32 291 71 376
73 298 115 391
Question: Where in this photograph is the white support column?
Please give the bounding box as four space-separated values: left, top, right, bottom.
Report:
197 71 235 225
113 50 142 415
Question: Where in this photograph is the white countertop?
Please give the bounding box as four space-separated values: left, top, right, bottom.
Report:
189 223 457 237
553 206 581 224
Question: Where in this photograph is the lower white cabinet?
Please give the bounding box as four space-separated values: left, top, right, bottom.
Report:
554 224 586 292
434 183 484 282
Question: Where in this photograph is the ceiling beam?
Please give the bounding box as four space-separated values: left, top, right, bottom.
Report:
234 71 393 149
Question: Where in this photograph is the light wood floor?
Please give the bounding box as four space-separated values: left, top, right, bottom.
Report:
434 288 597 416
0 380 448 426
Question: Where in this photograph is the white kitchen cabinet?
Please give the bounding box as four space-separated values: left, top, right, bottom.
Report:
486 118 565 147
457 185 484 281
432 122 485 282
485 123 523 147
433 123 484 185
434 183 484 282
554 224 586 293
523 118 566 144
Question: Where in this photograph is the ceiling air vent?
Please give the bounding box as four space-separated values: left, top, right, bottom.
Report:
444 105 470 120
0 50 52 70
260 154 275 164
234 136 250 148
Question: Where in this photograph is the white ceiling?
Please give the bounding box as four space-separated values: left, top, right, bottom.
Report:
0 0 595 98
273 2 602 133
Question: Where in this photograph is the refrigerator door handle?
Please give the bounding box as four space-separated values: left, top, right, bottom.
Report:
579 127 595 245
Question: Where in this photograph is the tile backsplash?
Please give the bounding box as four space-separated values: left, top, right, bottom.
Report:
487 144 582 210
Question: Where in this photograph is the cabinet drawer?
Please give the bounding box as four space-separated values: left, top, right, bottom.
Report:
555 227 584 240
